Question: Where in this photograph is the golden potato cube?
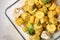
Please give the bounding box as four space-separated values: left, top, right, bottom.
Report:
29 16 35 24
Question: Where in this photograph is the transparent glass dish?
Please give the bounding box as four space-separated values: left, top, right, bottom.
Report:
5 0 60 40
5 0 29 40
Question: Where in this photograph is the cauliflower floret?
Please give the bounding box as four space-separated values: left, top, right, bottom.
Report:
26 0 34 6
14 8 23 18
34 24 43 32
34 0 41 8
48 11 56 18
39 6 48 14
49 17 57 25
23 4 33 13
34 24 43 35
46 24 56 33
23 0 35 14
40 16 48 24
41 31 51 40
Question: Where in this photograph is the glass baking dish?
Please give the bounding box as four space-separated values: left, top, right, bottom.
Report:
5 0 60 40
5 0 29 40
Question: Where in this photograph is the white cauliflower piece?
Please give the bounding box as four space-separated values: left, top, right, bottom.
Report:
41 31 51 40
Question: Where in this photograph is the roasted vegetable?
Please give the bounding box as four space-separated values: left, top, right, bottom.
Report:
48 11 56 18
57 24 60 31
34 24 43 35
45 3 51 8
30 34 40 40
49 3 57 10
35 11 44 19
21 13 31 22
39 6 48 14
23 26 28 32
57 15 60 23
41 31 51 40
26 24 35 35
55 6 60 14
46 24 56 33
29 16 35 24
49 17 57 25
14 0 60 40
42 0 51 5
15 17 24 26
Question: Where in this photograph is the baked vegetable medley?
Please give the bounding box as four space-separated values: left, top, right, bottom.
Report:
14 0 60 40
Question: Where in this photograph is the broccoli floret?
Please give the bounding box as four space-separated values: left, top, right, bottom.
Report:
26 24 35 35
42 0 51 4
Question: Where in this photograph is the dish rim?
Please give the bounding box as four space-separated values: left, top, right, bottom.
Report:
5 0 26 40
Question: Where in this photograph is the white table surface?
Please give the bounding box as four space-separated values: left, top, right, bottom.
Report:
0 0 23 40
